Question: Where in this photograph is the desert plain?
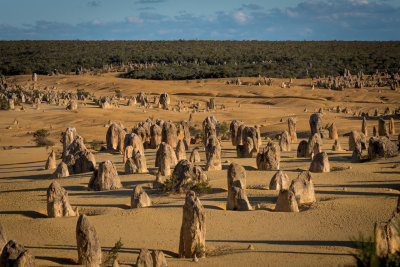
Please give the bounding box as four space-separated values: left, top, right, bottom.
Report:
0 73 399 266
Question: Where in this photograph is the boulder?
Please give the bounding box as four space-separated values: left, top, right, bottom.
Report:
332 139 343 151
348 130 366 151
189 147 201 163
309 152 330 173
288 117 298 142
275 189 299 212
125 158 137 174
179 191 206 258
0 240 35 267
151 250 168 267
205 135 222 171
297 140 308 157
361 117 368 136
306 133 322 158
328 122 338 140
76 214 102 266
47 181 76 218
368 136 398 159
309 113 323 135
227 181 252 211
159 92 170 109
156 142 178 176
227 163 246 189
171 160 207 193
132 150 148 173
289 171 316 204
279 130 291 152
162 121 178 148
176 139 186 161
136 249 153 267
63 136 96 174
150 124 162 149
52 162 69 179
62 127 77 156
256 141 280 170
131 185 151 208
389 118 396 135
269 170 289 190
88 160 122 191
230 120 243 146
45 150 57 170
106 123 126 153
124 133 145 157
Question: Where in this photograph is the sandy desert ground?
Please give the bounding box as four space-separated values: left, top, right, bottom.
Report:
0 73 400 266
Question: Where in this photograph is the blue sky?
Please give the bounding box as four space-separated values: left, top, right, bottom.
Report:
0 0 399 40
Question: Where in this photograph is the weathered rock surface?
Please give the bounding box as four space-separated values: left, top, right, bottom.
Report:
179 191 206 258
76 214 102 266
171 160 207 193
256 141 280 170
269 170 290 190
309 152 330 173
131 185 151 208
368 136 398 159
88 160 122 191
47 181 76 218
275 189 299 212
0 240 35 267
45 150 57 170
289 171 316 204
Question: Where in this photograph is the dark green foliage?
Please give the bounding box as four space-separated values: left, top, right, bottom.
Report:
76 88 90 98
0 98 9 110
33 129 55 147
158 178 212 194
0 41 399 79
217 121 230 140
103 238 123 266
114 89 122 98
87 140 105 151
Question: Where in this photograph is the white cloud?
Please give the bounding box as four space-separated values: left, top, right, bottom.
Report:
126 16 144 24
233 12 248 24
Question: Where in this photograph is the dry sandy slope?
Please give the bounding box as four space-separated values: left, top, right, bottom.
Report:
0 73 399 266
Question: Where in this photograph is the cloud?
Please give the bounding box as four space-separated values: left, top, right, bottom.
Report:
233 12 249 24
241 4 263 10
135 0 165 4
87 1 101 7
0 0 399 40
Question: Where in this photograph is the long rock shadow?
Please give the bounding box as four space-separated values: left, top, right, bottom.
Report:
0 210 47 219
0 160 45 166
76 203 130 209
0 187 48 194
316 183 400 190
69 189 132 197
34 256 76 265
207 239 354 248
0 174 52 181
315 190 398 197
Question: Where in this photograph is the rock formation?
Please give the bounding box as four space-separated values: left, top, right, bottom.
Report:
256 141 280 170
47 181 76 218
131 185 151 208
205 135 222 171
179 191 206 258
0 240 35 266
309 152 330 173
288 117 297 142
76 214 102 266
289 171 316 204
275 189 299 212
88 160 122 191
269 170 290 190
